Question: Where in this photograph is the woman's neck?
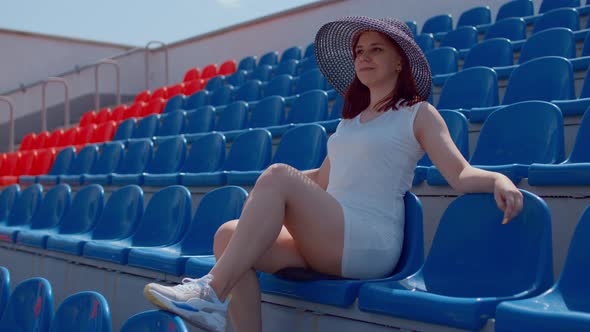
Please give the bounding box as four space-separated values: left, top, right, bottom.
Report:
367 81 397 112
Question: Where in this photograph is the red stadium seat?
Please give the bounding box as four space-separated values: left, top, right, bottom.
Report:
151 87 168 101
94 108 111 124
45 129 64 148
21 148 55 179
31 131 49 150
201 64 218 80
91 121 117 143
0 151 36 185
79 111 97 127
142 98 166 117
124 102 146 119
183 79 205 95
74 124 97 148
135 90 151 103
0 152 18 176
219 60 237 75
183 68 200 82
58 127 80 147
110 105 128 123
19 133 36 151
167 83 185 98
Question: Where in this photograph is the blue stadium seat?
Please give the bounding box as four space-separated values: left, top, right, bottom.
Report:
20 184 103 250
162 94 185 114
180 129 272 186
214 101 248 139
0 184 42 243
528 109 590 185
280 46 302 63
185 90 210 110
304 43 315 58
39 185 142 255
0 278 53 332
157 110 186 137
264 74 294 98
275 59 299 76
295 68 327 95
204 76 225 91
0 185 19 221
237 56 257 72
184 106 215 135
317 94 344 132
0 184 70 243
225 69 248 87
299 56 318 73
127 186 247 275
358 190 553 330
234 79 261 102
429 101 565 185
457 6 491 27
0 267 9 319
221 96 286 140
83 185 191 265
405 21 418 37
463 38 514 69
533 7 580 34
249 64 273 82
415 33 435 53
226 124 327 185
248 192 423 308
425 47 458 82
421 14 453 35
130 114 159 140
85 140 152 185
437 66 499 110
519 28 576 64
80 142 124 185
112 118 136 142
496 0 534 21
552 66 590 115
413 110 469 185
36 147 76 184
439 26 478 51
483 17 527 41
48 291 111 332
59 145 99 184
258 51 278 68
539 0 580 13
210 85 234 107
470 56 575 122
120 310 188 332
495 204 590 332
266 89 328 136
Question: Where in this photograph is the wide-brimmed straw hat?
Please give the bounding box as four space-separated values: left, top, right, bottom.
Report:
314 16 431 101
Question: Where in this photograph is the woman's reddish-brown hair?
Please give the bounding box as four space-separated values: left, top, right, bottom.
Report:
342 31 425 119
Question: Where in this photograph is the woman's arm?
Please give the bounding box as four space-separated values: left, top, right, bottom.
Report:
302 157 331 191
413 103 523 221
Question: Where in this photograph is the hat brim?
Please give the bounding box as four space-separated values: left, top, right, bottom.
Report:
314 16 431 101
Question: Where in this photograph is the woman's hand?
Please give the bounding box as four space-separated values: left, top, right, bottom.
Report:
493 175 523 223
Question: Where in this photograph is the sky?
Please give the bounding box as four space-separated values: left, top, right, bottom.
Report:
0 0 318 46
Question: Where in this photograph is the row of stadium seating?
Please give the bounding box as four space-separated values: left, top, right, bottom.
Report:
0 267 188 331
0 181 588 331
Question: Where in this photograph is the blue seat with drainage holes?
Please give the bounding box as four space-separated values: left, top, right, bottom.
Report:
358 190 553 331
496 0 534 21
221 96 286 140
48 291 111 332
185 90 210 110
483 17 527 41
120 310 188 332
184 106 215 135
457 6 491 27
162 94 186 114
0 184 42 243
422 14 452 36
439 26 478 51
295 68 326 95
130 114 159 140
59 145 99 184
539 0 580 13
263 74 294 98
265 89 328 136
19 184 103 250
112 118 136 142
157 110 186 137
463 38 513 69
437 66 499 110
426 47 459 86
519 28 576 64
234 79 261 102
80 142 124 185
35 147 76 184
83 185 191 265
533 7 580 34
127 186 247 275
85 139 152 185
0 278 53 332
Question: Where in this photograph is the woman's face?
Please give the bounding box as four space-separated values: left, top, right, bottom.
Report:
353 31 403 90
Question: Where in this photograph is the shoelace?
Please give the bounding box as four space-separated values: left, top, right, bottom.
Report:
175 276 214 300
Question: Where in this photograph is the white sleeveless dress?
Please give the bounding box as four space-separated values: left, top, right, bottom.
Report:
326 101 425 279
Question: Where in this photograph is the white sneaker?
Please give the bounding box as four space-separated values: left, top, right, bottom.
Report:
144 274 229 332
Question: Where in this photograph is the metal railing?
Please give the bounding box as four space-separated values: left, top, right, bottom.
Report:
145 41 169 90
41 78 70 131
94 59 121 112
0 97 15 152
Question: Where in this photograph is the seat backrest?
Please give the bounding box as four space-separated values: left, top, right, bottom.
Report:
390 192 424 278
67 145 98 176
14 151 36 176
225 70 248 87
304 42 315 58
28 148 56 176
0 278 53 332
91 185 143 241
219 59 237 76
484 17 527 41
533 7 580 34
113 118 136 142
439 26 479 50
0 153 18 176
287 90 328 124
565 108 590 163
519 28 576 64
146 136 186 174
123 102 145 119
238 56 257 72
158 111 186 137
31 131 49 150
88 142 124 175
497 0 534 21
417 110 469 167
49 291 111 332
74 124 96 145
463 38 514 68
162 95 186 114
79 112 97 127
205 76 225 91
264 74 294 98
258 51 279 67
200 64 218 80
223 129 272 171
143 98 166 117
120 310 188 332
131 114 159 139
457 6 491 27
248 96 285 128
415 33 435 53
236 79 262 102
329 95 344 120
249 65 273 82
183 68 200 82
539 0 580 13
0 185 19 221
58 127 80 147
28 184 70 230
422 190 553 297
406 21 418 37
504 56 575 104
422 14 453 34
0 267 9 319
281 46 302 63
214 101 248 132
134 90 151 104
299 56 318 73
272 124 327 170
90 121 117 143
6 184 42 227
19 133 36 151
185 90 210 110
114 139 153 175
181 133 226 173
45 129 64 148
425 47 459 76
180 186 248 254
185 106 215 134
94 108 111 124
183 79 204 96
471 100 565 165
210 85 234 107
58 184 104 234
437 66 499 109
296 69 326 94
275 59 299 77
130 185 191 247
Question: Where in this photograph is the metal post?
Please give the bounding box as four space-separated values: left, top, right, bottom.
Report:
145 41 169 90
0 97 15 152
94 59 121 112
41 77 70 131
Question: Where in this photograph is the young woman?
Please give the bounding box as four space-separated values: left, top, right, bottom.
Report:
143 16 523 332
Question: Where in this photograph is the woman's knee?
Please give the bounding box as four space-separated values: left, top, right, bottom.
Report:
213 219 238 259
255 163 293 190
